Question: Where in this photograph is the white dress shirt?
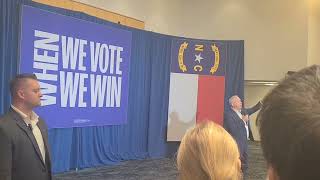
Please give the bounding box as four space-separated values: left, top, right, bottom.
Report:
234 109 249 140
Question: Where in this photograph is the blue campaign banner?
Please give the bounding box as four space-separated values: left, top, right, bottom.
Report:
171 38 226 76
19 5 132 128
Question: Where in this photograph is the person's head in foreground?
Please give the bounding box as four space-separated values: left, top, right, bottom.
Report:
258 65 320 180
177 121 242 180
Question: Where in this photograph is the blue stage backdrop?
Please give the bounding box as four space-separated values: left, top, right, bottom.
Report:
0 0 244 173
20 5 132 128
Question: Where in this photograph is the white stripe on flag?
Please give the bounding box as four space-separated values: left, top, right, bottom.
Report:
167 73 198 141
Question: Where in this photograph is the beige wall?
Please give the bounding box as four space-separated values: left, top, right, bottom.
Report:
308 0 320 65
32 0 144 29
74 0 315 81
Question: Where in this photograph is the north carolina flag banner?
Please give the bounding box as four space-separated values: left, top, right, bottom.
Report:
167 39 226 141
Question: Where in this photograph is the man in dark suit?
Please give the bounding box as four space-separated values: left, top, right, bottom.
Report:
0 74 52 180
223 95 261 176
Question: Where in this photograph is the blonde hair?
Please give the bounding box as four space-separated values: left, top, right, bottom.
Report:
177 122 242 180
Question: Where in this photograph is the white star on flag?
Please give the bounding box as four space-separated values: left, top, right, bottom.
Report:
195 53 204 63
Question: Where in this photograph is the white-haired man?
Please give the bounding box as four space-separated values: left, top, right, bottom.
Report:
224 95 261 177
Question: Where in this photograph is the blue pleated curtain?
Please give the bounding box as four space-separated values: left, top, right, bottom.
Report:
0 0 244 173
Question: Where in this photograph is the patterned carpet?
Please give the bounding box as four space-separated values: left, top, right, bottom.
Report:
247 141 267 180
54 141 267 180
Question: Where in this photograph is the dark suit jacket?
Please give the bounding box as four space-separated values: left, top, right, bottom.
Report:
0 108 52 180
223 109 248 172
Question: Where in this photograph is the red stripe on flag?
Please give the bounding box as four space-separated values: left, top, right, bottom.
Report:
196 76 225 125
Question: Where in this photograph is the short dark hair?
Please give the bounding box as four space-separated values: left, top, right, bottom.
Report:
9 73 38 96
257 65 320 180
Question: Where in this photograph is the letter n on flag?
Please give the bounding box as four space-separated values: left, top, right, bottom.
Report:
167 39 226 141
